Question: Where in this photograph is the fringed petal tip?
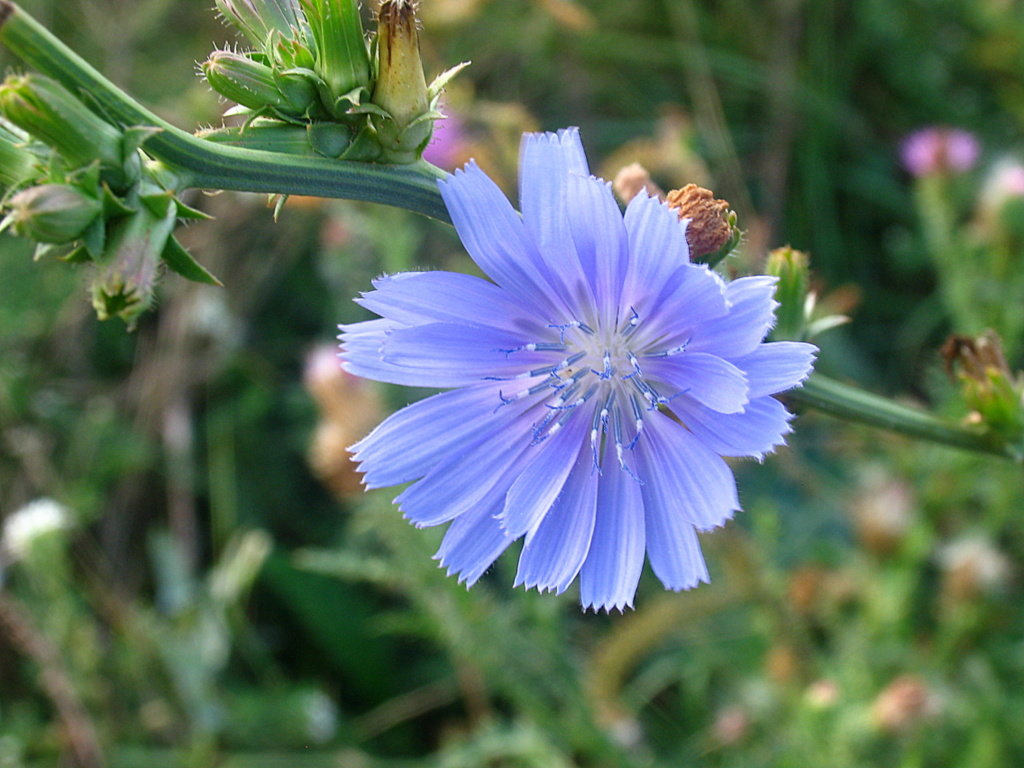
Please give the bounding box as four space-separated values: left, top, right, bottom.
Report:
581 598 635 614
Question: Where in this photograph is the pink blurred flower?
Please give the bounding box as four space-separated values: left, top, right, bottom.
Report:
900 127 979 177
422 110 467 170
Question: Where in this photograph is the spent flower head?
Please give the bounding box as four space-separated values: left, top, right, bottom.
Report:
339 128 817 610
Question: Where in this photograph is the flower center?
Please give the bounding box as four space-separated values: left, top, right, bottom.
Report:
491 309 686 480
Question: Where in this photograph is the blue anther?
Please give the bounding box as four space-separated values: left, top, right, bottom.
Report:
498 341 567 357
548 319 595 343
552 350 586 373
624 394 645 449
621 307 641 338
592 351 615 380
649 336 692 358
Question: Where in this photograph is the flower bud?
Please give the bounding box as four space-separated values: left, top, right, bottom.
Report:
0 121 35 191
2 183 102 243
301 0 371 116
204 50 311 115
215 0 302 49
371 0 433 162
91 203 173 324
765 246 810 340
0 73 123 172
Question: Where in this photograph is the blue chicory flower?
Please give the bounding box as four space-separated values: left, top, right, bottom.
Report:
339 128 817 611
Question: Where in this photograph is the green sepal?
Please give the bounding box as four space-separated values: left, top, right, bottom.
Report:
60 244 91 263
161 235 223 286
101 184 135 218
81 216 105 259
338 125 382 162
122 125 162 158
173 198 212 221
307 121 352 159
139 190 174 218
67 160 102 191
427 61 470 101
330 85 371 116
349 101 391 119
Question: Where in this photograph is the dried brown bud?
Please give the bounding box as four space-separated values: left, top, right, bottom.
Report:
665 183 731 259
941 330 1011 381
872 675 936 733
851 471 915 556
711 707 749 746
764 643 800 684
304 345 384 498
939 535 1012 601
611 162 664 205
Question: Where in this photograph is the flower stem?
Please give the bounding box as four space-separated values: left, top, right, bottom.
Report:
789 373 1020 462
0 0 451 222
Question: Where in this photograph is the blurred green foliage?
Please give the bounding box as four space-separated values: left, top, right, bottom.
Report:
1 0 1023 766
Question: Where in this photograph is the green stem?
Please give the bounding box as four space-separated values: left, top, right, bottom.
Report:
0 0 451 222
789 373 1019 461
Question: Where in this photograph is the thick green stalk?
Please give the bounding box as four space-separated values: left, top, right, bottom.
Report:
0 0 450 222
789 374 1020 462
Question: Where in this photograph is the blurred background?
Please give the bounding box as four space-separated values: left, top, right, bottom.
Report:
2 0 1023 765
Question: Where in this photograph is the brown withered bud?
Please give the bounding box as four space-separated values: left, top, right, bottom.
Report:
940 330 1011 381
611 162 664 205
304 345 384 498
711 707 749 746
665 183 731 259
872 675 936 733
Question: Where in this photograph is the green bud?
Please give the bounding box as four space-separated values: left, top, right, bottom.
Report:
91 202 173 324
0 73 123 172
371 0 433 162
765 246 810 340
215 0 303 49
2 183 102 243
204 51 291 113
0 121 36 192
301 0 371 116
